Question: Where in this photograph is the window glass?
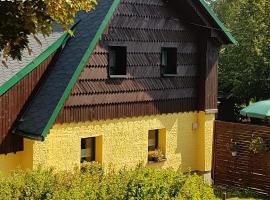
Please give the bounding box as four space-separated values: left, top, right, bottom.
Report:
161 48 177 75
109 46 127 76
81 137 95 163
148 130 158 151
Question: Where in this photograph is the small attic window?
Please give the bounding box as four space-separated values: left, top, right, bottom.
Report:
109 46 127 77
161 47 177 75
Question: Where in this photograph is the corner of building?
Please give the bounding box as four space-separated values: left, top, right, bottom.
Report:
196 111 215 172
0 139 34 174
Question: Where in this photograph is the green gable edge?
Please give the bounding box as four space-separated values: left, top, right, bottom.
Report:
41 0 121 139
0 33 69 96
199 0 237 45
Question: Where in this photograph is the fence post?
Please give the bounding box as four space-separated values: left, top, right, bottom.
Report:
211 120 216 182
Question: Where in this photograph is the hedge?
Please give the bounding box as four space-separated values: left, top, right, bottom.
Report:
0 163 215 200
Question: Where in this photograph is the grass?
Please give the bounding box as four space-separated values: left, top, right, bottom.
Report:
214 186 267 200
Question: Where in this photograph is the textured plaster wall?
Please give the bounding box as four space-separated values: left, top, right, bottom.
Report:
31 112 215 172
0 112 215 173
196 112 215 171
0 139 33 174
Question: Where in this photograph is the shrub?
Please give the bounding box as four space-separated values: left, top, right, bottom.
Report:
178 174 215 200
124 167 186 200
0 168 58 200
0 163 216 200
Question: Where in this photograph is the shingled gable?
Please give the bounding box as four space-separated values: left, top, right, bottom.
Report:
13 0 236 141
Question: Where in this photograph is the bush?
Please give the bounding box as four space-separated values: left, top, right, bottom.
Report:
0 164 216 200
124 167 186 200
178 174 215 200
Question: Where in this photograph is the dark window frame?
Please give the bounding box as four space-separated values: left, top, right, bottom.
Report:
161 47 178 76
108 46 127 78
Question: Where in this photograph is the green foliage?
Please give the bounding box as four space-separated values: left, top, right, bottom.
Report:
124 168 185 200
0 0 96 60
249 136 268 154
177 174 215 200
0 164 216 200
211 0 270 105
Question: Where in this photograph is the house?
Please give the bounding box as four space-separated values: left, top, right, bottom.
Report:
0 0 236 174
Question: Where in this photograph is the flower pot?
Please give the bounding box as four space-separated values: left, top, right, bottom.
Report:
231 151 238 157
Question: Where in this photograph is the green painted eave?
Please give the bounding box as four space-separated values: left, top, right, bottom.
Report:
0 32 69 96
199 0 237 45
41 0 121 138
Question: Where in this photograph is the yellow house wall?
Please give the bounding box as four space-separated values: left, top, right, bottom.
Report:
0 112 214 173
196 112 215 171
0 139 33 174
31 112 215 172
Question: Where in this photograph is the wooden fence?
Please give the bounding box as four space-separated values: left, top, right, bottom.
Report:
212 120 270 196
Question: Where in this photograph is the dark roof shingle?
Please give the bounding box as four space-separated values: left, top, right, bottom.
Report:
15 0 117 140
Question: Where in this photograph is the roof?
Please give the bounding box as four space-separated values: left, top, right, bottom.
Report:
198 0 237 45
11 0 235 140
15 0 119 140
0 27 65 96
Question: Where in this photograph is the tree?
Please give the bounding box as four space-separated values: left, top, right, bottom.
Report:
211 0 270 105
0 0 96 60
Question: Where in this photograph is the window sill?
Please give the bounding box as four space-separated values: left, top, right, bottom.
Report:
109 75 128 78
148 158 167 164
162 74 178 77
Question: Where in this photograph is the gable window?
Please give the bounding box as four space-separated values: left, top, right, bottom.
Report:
109 46 127 77
161 47 177 75
81 137 96 163
148 129 166 163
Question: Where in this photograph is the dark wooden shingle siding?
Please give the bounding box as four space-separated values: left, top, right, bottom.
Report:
0 53 56 154
56 0 204 123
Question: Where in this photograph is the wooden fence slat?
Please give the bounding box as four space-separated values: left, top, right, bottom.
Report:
213 121 270 196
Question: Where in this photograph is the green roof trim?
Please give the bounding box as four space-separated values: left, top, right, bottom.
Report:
199 0 237 45
41 0 121 138
0 33 68 96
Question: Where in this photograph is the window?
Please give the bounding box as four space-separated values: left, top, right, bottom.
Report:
109 46 127 77
148 130 159 151
148 129 166 163
81 137 96 163
161 47 177 75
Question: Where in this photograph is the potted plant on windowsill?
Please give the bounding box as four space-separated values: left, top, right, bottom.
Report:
148 149 166 163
